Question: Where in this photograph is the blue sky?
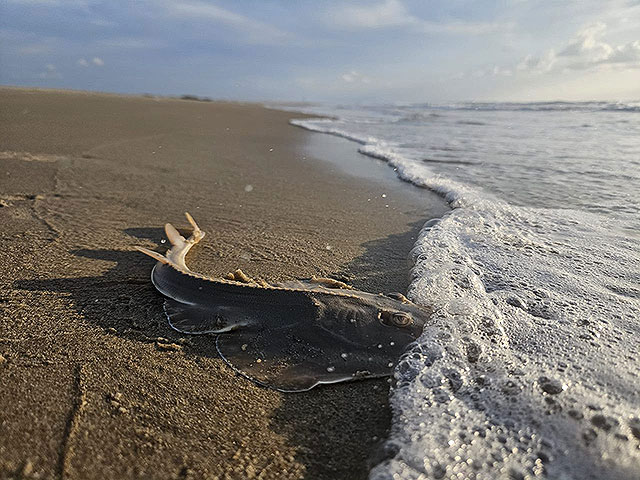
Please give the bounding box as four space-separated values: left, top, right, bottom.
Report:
2 0 639 102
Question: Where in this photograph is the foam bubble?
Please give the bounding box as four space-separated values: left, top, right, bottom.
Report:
372 199 640 480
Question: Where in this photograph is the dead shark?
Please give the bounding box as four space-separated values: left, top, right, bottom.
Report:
137 213 432 392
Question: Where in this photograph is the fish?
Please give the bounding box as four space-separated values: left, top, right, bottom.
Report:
136 213 432 392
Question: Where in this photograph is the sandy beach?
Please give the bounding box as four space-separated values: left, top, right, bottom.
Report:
0 88 448 480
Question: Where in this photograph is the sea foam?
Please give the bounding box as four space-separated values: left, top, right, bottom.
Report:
291 106 640 479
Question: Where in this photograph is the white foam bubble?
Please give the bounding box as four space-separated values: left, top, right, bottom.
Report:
373 202 640 480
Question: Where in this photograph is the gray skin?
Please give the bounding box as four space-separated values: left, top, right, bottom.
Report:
138 213 432 392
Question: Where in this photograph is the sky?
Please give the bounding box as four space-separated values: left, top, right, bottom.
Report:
1 0 640 103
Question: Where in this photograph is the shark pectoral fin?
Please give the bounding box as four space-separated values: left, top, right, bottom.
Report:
136 246 169 264
215 328 392 392
165 222 186 248
163 298 247 334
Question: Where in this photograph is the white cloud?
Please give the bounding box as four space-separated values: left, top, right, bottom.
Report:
516 50 557 74
492 66 513 77
341 70 371 84
164 0 290 44
455 65 514 81
327 0 508 35
78 57 105 67
37 63 61 79
519 22 640 74
332 0 414 29
608 40 640 63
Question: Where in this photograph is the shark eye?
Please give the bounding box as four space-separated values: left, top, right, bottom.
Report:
392 312 412 326
379 310 413 328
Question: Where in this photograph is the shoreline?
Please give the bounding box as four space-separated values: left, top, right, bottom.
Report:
0 87 449 479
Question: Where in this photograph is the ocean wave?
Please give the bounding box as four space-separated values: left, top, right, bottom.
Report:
293 119 484 208
372 200 640 480
290 118 372 145
432 101 640 113
456 120 487 125
420 157 477 165
393 112 444 123
289 114 640 480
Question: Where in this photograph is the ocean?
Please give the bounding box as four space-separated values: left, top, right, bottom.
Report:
286 102 640 479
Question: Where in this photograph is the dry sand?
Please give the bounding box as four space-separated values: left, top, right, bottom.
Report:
0 88 448 479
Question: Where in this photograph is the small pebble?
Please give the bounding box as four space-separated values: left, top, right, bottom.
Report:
21 460 34 477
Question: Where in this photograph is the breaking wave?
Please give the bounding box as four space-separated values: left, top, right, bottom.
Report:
290 104 640 479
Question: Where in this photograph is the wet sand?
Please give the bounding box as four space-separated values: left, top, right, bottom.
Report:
0 88 449 479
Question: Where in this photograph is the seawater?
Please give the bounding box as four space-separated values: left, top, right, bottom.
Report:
285 102 640 480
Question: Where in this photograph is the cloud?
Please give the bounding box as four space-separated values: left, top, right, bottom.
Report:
341 70 371 84
77 57 104 67
163 0 290 44
518 22 640 73
17 43 53 55
461 65 514 79
332 0 414 29
96 37 166 49
37 63 61 79
492 66 513 77
327 0 508 35
516 50 558 74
